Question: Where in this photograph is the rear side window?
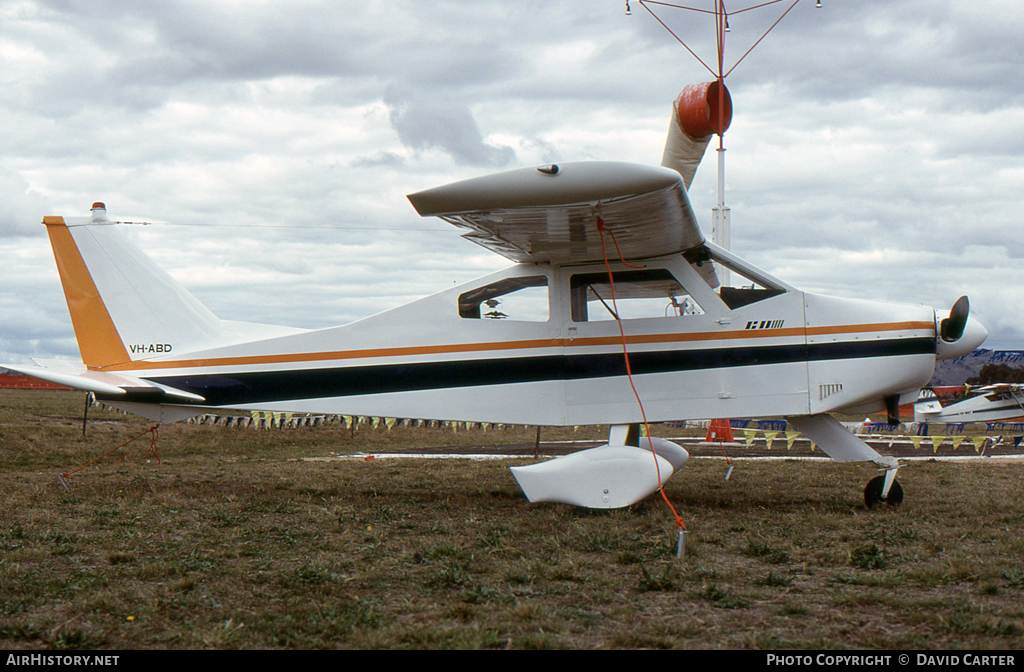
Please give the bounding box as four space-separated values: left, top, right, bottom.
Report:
459 276 549 322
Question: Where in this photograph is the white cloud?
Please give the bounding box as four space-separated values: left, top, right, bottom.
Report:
0 168 48 237
383 86 517 167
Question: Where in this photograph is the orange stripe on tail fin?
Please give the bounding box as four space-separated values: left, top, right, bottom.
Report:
43 217 130 369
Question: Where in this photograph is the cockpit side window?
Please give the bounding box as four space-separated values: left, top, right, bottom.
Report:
458 276 549 321
569 268 705 322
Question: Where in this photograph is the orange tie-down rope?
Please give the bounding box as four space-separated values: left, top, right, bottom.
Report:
58 424 161 489
595 217 687 545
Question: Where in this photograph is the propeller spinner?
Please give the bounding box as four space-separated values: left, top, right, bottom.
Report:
935 296 987 359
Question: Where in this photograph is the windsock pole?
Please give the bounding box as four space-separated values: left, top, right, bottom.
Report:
712 1 731 288
713 93 729 254
714 136 730 249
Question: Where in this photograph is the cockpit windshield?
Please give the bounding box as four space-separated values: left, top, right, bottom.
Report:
684 244 791 309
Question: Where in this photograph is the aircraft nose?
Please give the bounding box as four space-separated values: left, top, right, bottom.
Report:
955 316 988 356
935 297 988 360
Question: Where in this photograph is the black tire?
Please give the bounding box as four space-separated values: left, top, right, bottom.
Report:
864 475 904 508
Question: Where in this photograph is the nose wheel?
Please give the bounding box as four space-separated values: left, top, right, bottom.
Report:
864 474 904 508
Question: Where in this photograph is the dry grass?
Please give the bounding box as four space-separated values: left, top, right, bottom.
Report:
2 390 1023 649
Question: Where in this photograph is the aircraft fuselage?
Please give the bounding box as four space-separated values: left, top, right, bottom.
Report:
100 243 943 426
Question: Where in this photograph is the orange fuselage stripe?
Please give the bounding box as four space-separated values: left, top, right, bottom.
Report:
44 219 130 369
95 320 935 373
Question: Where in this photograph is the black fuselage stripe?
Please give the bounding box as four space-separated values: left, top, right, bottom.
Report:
135 338 935 406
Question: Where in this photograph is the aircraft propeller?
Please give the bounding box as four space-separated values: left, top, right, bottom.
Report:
940 295 970 342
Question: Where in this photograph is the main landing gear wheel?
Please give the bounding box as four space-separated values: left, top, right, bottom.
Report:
864 475 904 508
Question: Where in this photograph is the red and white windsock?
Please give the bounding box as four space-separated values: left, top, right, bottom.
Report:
660 81 733 190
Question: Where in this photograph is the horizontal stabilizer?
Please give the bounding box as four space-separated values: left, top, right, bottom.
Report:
5 363 204 402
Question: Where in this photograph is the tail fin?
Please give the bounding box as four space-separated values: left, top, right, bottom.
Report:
44 203 295 370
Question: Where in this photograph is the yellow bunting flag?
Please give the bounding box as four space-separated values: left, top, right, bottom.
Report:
786 432 799 450
971 437 987 453
743 429 757 447
910 437 922 450
763 431 778 450
385 417 396 431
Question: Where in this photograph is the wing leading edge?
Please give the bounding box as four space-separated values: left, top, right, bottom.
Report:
407 161 704 264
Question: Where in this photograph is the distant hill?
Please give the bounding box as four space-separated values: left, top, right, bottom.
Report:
929 349 1024 386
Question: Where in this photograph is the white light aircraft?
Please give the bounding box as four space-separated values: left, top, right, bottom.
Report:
915 384 1024 425
7 84 988 509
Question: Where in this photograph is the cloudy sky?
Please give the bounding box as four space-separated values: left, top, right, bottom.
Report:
1 0 1022 366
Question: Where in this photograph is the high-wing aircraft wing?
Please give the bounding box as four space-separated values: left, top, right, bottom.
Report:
976 383 1024 394
407 161 703 264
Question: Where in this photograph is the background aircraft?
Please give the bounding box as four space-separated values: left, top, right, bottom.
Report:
915 384 1024 425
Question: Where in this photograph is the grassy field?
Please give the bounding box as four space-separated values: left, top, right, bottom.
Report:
2 389 1023 650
